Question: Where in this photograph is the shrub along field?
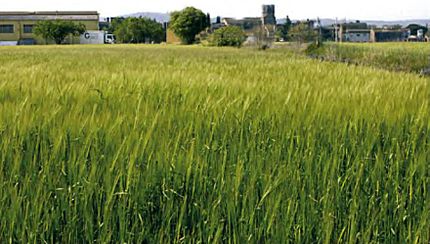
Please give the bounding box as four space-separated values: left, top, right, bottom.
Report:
307 42 430 73
0 45 429 243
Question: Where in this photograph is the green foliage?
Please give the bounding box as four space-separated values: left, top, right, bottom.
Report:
0 45 429 242
208 26 246 47
107 18 126 34
406 24 428 36
113 17 164 44
169 7 209 44
319 27 334 41
276 16 292 41
288 22 317 44
33 20 86 44
305 41 324 55
313 42 430 73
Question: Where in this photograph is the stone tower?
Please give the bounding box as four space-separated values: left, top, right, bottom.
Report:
261 4 276 44
262 5 276 25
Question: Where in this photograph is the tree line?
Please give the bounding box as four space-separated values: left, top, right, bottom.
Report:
32 6 321 47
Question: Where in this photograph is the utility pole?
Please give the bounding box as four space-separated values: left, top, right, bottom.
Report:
335 18 338 42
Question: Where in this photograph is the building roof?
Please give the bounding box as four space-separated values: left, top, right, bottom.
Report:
223 17 260 24
0 11 99 21
345 29 371 33
375 29 408 33
222 17 262 31
341 22 368 29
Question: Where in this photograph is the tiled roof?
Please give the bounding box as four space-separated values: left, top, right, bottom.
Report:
0 11 99 21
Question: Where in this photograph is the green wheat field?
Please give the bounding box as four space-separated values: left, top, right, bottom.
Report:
0 44 429 243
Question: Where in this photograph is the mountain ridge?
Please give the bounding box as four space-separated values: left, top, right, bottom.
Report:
114 12 429 27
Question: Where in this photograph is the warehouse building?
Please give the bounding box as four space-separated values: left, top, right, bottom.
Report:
0 11 99 45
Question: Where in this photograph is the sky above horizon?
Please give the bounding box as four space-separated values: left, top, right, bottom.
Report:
2 0 430 21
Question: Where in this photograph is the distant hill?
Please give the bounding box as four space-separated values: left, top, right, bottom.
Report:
122 12 170 23
115 12 429 27
117 12 218 24
277 18 430 27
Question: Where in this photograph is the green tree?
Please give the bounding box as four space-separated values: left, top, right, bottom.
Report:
114 17 164 44
288 22 317 44
209 26 246 47
169 7 209 44
107 18 126 33
276 15 292 41
34 20 86 44
406 24 428 36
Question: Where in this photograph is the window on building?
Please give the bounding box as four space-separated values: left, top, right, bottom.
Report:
0 25 14 33
23 25 34 33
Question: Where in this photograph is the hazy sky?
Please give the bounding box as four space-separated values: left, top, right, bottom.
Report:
3 0 430 20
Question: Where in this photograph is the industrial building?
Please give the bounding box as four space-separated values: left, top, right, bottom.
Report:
0 11 99 45
334 21 424 43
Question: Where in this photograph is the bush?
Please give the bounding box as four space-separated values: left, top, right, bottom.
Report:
305 41 324 55
209 26 246 47
114 17 164 44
